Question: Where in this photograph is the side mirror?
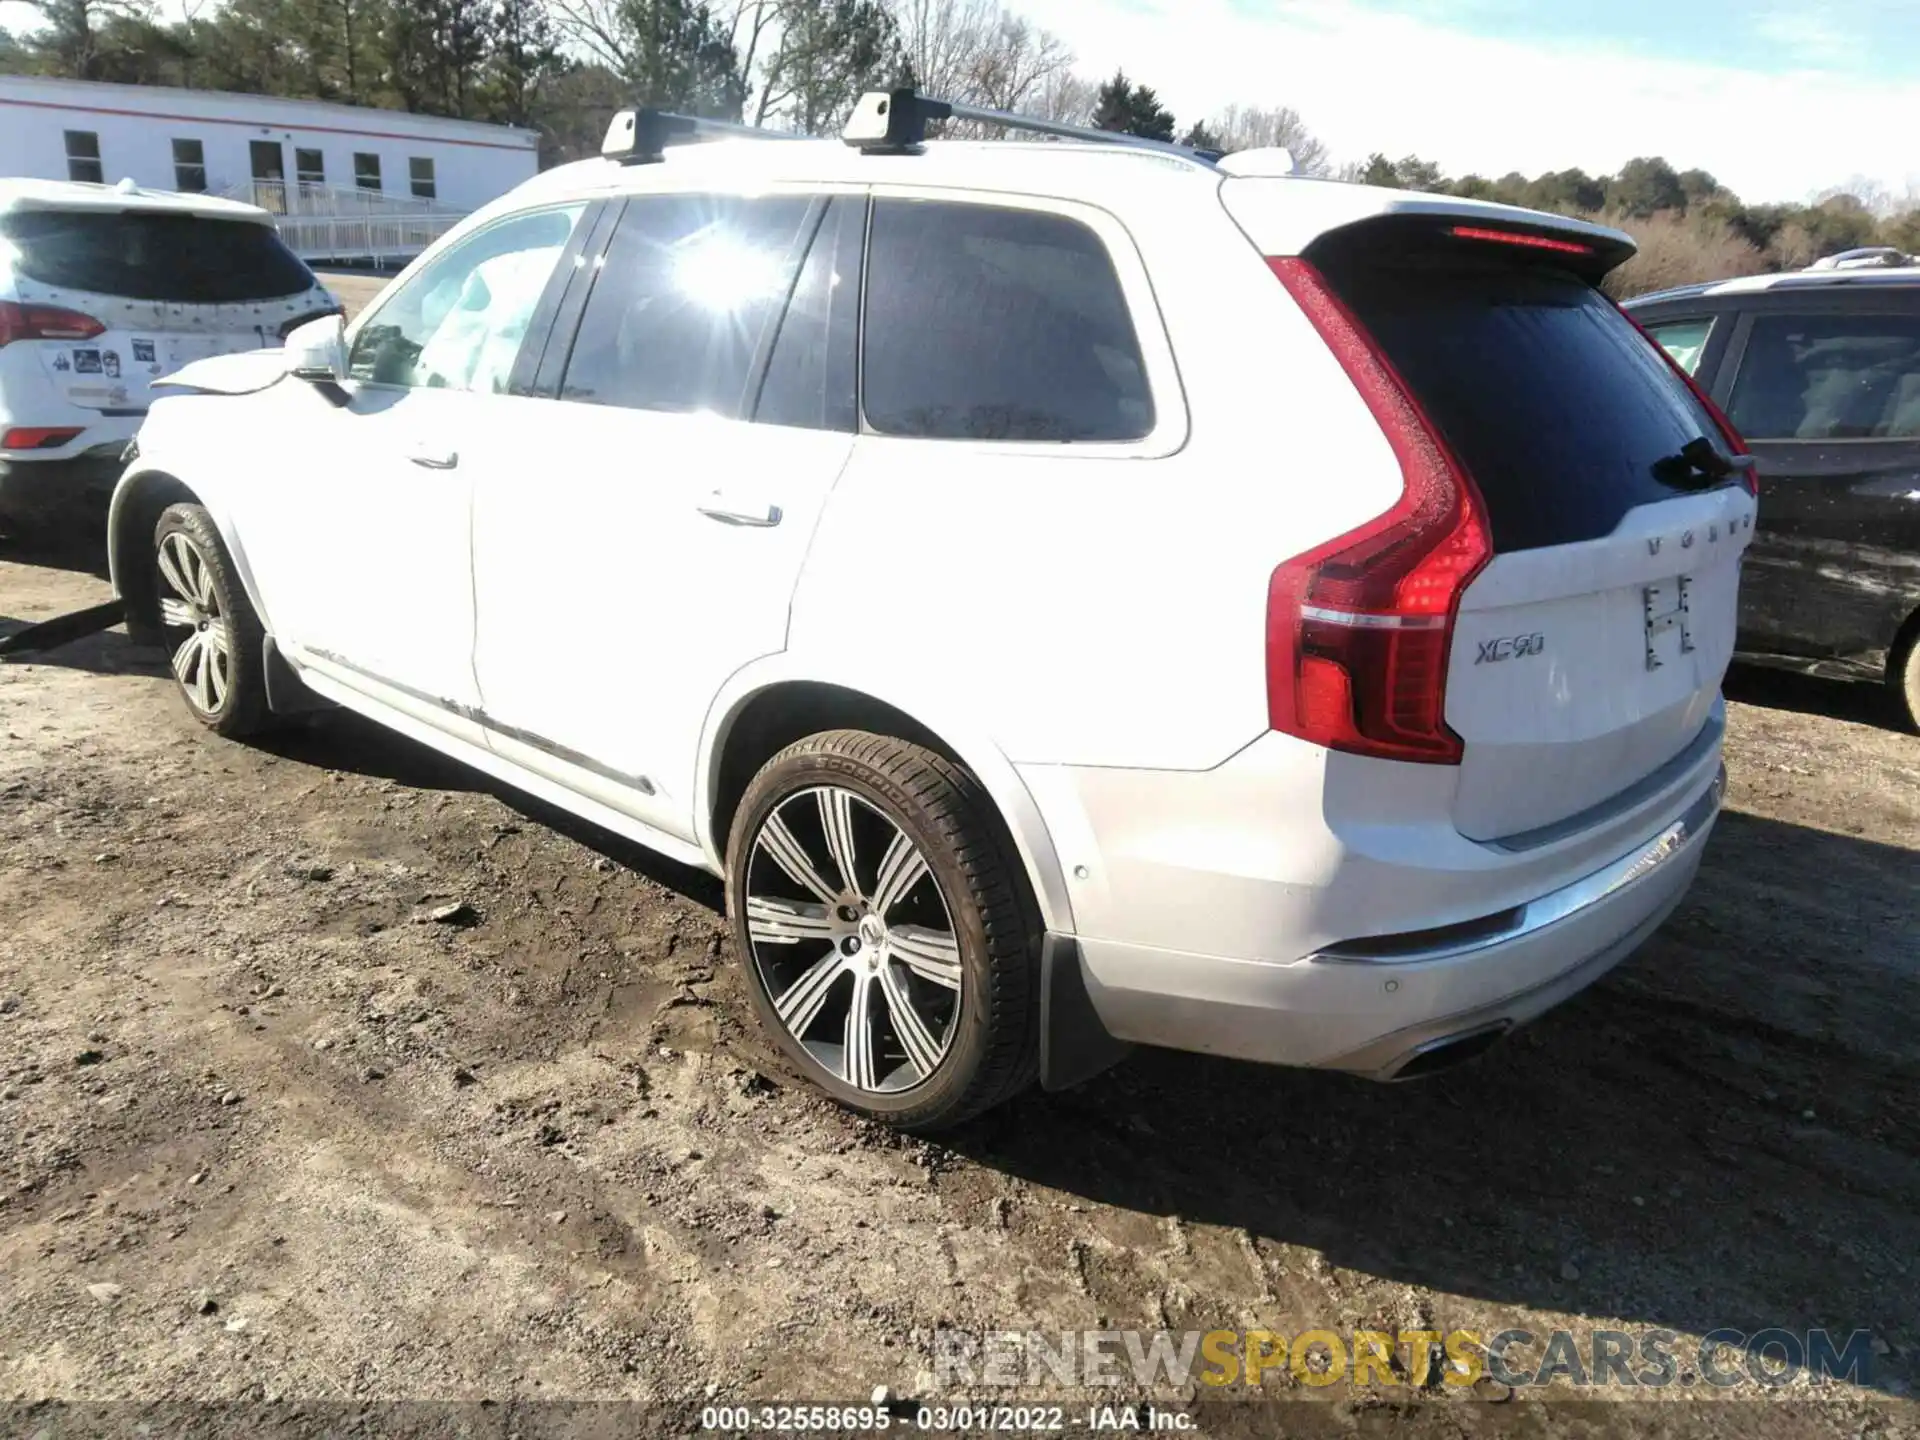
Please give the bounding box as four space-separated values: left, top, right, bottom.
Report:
285 313 347 383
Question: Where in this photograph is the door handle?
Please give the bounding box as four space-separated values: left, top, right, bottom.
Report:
696 491 783 527
407 444 459 470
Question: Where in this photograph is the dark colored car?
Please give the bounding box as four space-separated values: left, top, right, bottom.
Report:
1627 261 1920 728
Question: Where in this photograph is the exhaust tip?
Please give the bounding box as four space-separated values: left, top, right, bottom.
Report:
1390 1022 1511 1080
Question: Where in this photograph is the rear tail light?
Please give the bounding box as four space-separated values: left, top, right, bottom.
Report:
1619 304 1758 497
1448 224 1594 257
0 301 107 347
2 426 85 450
1265 257 1493 765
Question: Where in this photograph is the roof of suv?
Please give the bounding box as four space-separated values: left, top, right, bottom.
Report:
1629 266 1920 308
503 138 1634 260
0 177 274 223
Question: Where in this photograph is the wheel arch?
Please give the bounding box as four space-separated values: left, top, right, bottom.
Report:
697 665 1077 935
109 468 270 646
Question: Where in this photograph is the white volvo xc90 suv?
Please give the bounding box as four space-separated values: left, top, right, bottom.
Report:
107 95 1754 1129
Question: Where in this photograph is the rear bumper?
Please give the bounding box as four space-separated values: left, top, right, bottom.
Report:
1074 767 1722 1077
0 449 126 521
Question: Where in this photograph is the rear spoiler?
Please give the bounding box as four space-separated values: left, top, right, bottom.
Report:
1221 179 1636 283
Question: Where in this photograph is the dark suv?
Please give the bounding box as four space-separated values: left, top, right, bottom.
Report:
1627 259 1920 728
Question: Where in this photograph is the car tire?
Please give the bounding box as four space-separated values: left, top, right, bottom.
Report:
153 503 270 738
725 729 1041 1131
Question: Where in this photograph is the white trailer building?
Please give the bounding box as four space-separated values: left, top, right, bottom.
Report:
0 75 540 262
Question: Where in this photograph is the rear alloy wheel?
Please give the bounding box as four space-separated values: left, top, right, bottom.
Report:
154 503 268 738
1897 631 1920 733
727 731 1040 1130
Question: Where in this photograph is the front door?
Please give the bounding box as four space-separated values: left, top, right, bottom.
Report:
1719 301 1920 668
248 140 286 210
243 202 590 726
468 190 864 842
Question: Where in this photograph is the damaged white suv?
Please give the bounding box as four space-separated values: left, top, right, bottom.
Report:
107 94 1751 1129
0 178 336 532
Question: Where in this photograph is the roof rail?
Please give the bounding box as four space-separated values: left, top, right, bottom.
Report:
600 108 803 165
841 87 1216 167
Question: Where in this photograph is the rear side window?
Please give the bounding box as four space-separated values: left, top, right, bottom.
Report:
862 200 1153 442
561 194 816 417
1643 316 1714 376
0 210 316 303
1728 312 1920 441
1319 255 1725 552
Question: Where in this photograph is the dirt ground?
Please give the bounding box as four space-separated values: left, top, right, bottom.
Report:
0 267 1914 1436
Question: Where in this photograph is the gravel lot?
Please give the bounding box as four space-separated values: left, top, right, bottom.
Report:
0 271 1915 1436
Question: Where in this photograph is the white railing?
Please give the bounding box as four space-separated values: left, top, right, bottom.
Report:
221 180 465 264
273 212 464 265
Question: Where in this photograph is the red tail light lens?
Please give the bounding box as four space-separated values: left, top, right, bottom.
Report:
2 426 85 450
0 301 108 347
1448 225 1594 257
1266 257 1493 764
1618 304 1757 497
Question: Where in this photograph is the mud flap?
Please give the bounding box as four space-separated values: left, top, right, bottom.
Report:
1038 933 1132 1091
263 636 334 714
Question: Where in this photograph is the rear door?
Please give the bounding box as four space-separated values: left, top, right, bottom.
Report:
1305 224 1755 843
0 207 335 420
1709 292 1920 670
466 189 863 842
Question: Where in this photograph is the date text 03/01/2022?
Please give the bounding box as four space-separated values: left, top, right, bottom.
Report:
698 1403 1194 1432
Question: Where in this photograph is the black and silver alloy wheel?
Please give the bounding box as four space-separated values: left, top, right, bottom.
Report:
726 730 1043 1130
156 528 232 719
745 785 963 1094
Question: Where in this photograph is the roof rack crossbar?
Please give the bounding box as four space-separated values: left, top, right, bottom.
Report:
841 87 1215 167
601 107 804 165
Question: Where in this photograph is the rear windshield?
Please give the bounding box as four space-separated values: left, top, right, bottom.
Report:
1318 255 1724 553
0 209 315 303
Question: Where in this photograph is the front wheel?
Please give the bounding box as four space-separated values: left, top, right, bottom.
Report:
725 730 1041 1131
153 503 269 738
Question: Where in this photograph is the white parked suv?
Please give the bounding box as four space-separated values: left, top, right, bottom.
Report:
107 98 1754 1129
0 178 336 532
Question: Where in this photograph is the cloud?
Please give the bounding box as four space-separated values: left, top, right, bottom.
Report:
1014 0 1919 203
1752 9 1862 67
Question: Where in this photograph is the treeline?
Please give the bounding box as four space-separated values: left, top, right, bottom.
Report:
1348 152 1920 296
4 0 1913 290
0 0 1334 172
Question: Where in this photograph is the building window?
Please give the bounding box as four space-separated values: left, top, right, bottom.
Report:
295 148 325 188
171 138 207 193
65 131 103 184
408 157 436 201
354 153 382 191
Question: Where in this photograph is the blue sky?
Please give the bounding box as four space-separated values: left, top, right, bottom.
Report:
1324 0 1920 81
1016 0 1920 203
4 0 1916 202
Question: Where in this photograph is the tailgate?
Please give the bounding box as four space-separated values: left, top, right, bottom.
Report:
1305 217 1755 842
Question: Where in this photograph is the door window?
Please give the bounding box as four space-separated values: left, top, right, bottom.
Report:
348 205 586 394
1643 316 1714 376
560 194 817 417
1728 312 1920 440
861 199 1153 442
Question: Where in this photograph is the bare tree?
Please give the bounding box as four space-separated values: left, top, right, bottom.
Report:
1031 66 1093 125
1208 103 1330 175
891 0 995 101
